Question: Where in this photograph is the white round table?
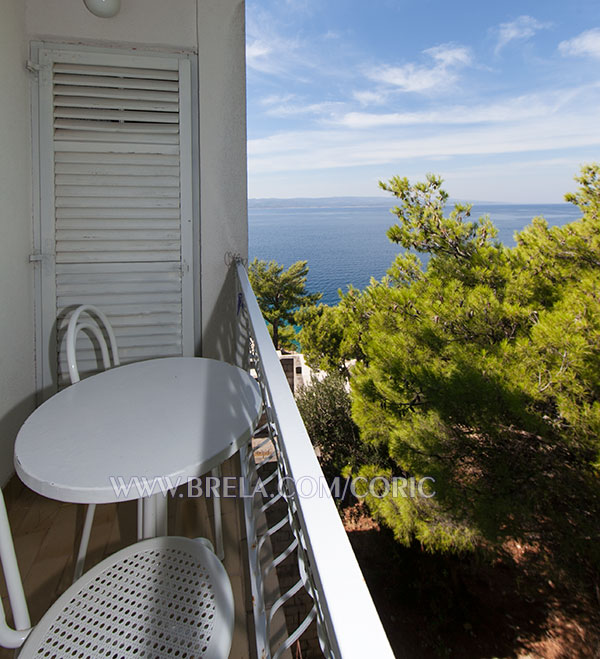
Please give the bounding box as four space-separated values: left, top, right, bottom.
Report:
14 357 263 548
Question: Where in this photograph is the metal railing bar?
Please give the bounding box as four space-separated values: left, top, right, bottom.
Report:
268 577 304 625
236 262 394 659
257 514 290 552
272 607 317 659
262 536 299 580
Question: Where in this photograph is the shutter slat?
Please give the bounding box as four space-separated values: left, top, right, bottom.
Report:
54 73 178 91
54 88 179 105
55 141 180 155
55 175 180 187
56 228 180 241
58 291 182 305
54 63 178 79
56 238 180 252
54 108 179 123
57 280 181 295
55 197 179 209
54 130 179 145
56 163 179 176
55 120 179 134
57 251 181 263
56 184 179 197
56 207 180 219
57 219 179 231
57 268 181 284
56 261 182 275
54 85 179 103
55 152 179 165
57 299 183 316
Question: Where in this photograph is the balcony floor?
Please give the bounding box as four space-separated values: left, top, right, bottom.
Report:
0 457 254 659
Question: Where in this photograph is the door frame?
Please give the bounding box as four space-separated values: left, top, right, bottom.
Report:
30 42 200 399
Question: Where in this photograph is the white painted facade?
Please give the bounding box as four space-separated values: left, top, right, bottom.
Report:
0 0 249 485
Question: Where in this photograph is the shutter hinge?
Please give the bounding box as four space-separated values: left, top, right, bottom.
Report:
26 60 40 75
29 251 43 263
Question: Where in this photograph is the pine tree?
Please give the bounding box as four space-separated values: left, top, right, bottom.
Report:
248 258 321 350
307 166 600 564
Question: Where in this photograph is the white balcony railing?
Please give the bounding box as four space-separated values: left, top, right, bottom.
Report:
234 261 394 658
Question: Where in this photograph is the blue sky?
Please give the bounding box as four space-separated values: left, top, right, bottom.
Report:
245 0 600 202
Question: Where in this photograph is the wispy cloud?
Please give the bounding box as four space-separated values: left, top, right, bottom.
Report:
248 107 600 174
494 16 550 54
335 86 594 129
352 90 388 107
265 100 345 118
367 43 472 93
246 40 274 71
245 6 310 77
559 28 600 59
337 102 541 129
261 93 295 106
425 44 472 67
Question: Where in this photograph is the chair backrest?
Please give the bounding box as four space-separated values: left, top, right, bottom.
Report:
66 305 120 384
0 488 31 649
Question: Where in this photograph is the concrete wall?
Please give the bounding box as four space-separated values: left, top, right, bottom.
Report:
0 0 36 486
25 0 249 363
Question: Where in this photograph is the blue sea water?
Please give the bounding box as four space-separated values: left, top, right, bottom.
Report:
248 200 583 307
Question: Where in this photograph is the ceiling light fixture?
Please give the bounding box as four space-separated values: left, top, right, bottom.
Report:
83 0 121 18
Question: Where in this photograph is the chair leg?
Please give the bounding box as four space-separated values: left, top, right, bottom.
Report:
137 499 143 541
73 504 96 582
212 466 224 560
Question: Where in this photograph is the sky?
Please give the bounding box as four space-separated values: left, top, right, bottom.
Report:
245 0 600 203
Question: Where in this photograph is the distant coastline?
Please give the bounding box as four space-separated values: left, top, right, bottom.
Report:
248 196 392 210
248 196 561 210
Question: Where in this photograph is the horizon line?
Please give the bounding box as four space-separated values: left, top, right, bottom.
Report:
248 195 574 205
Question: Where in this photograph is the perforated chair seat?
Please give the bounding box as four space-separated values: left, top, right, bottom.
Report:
18 537 234 659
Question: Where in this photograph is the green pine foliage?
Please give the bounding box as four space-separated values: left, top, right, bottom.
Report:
249 258 321 350
298 289 368 373
302 165 600 562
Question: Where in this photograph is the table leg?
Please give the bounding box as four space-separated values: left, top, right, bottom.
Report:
73 503 96 582
142 495 157 539
142 494 168 538
156 495 168 536
212 466 224 560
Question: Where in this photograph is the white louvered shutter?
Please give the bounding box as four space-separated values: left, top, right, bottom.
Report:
36 47 195 389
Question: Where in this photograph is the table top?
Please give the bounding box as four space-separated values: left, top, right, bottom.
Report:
14 357 263 504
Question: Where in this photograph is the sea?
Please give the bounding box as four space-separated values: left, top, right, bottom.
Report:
248 198 583 307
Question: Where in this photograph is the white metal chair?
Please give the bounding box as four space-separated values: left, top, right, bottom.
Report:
66 304 142 580
66 304 121 385
0 487 235 658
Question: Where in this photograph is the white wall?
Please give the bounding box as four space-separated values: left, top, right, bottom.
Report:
25 0 249 364
0 0 36 486
25 0 198 50
197 0 248 362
